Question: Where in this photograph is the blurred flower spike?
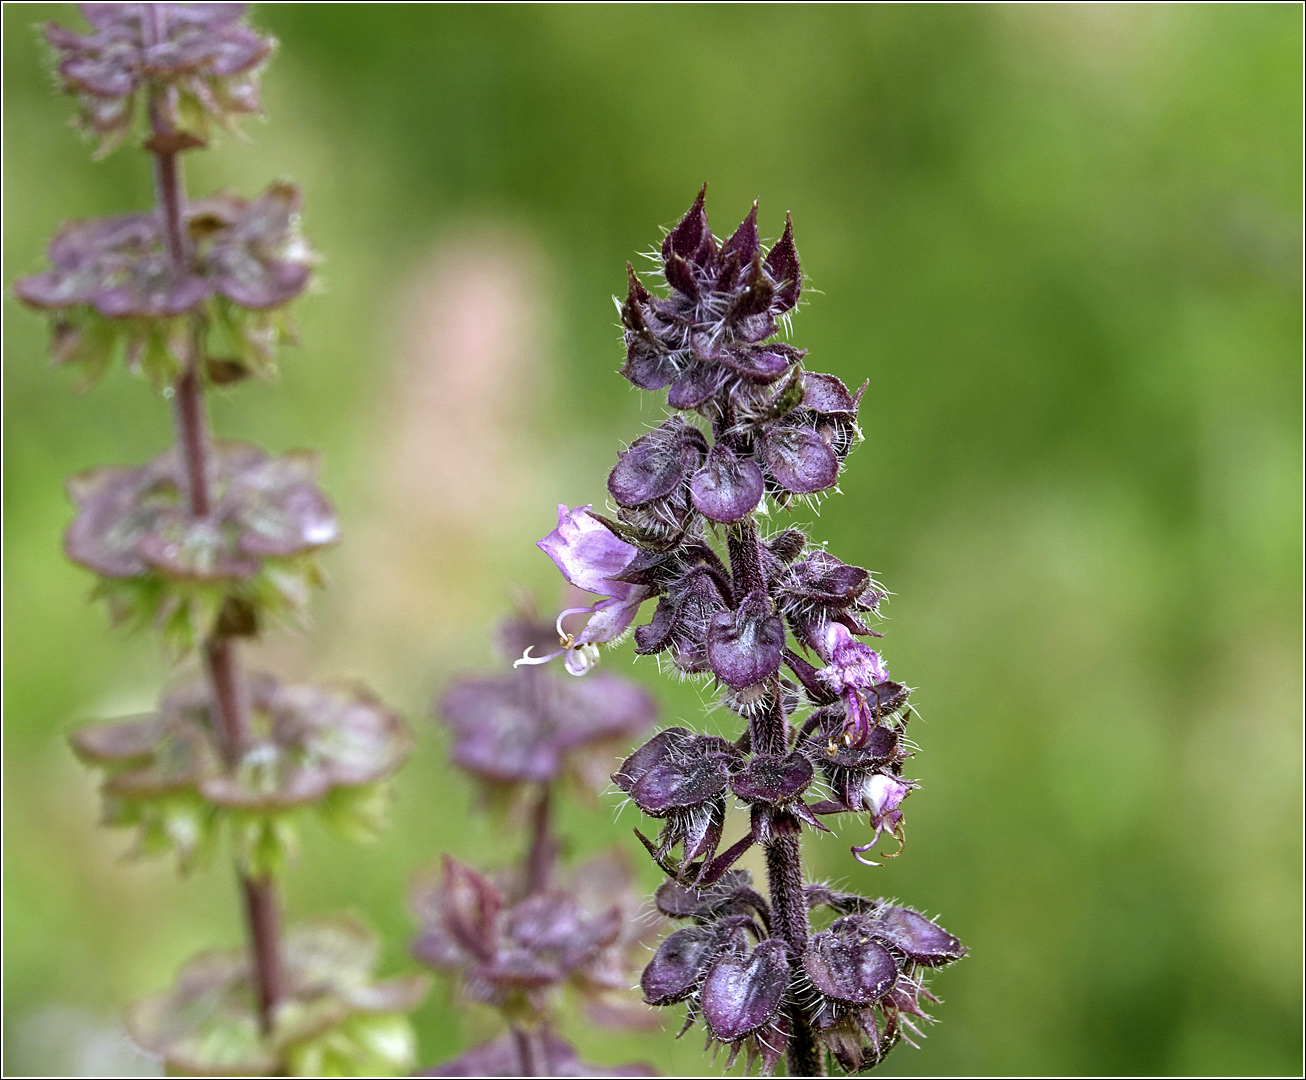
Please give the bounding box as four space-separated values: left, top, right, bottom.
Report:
21 4 429 1074
420 616 661 1075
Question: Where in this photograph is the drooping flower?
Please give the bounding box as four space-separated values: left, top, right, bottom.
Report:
816 622 908 747
849 773 913 867
798 706 916 865
520 504 650 675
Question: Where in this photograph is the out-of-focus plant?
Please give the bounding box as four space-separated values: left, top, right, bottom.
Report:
521 188 968 1076
414 608 662 1075
14 5 427 1075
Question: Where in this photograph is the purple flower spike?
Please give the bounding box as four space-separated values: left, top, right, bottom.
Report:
706 591 785 690
690 444 765 523
525 190 968 1072
700 936 791 1042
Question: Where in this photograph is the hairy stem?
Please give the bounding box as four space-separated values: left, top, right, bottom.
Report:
765 835 823 1076
524 785 556 895
726 520 765 598
145 4 283 1040
728 519 823 1076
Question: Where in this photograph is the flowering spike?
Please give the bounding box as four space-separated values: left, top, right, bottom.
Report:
529 188 967 1075
20 9 429 1072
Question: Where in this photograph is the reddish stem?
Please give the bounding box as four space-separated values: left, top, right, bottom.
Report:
203 637 249 763
144 4 282 1042
524 786 556 895
242 875 286 1037
511 1026 538 1077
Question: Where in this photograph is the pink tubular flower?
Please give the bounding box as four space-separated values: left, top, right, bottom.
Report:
518 505 650 676
816 622 891 746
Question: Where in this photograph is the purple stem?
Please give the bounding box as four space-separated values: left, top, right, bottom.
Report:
728 519 824 1076
511 1026 538 1077
241 874 286 1037
144 4 283 1041
524 785 556 895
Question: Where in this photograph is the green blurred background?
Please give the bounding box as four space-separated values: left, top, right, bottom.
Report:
3 3 1301 1076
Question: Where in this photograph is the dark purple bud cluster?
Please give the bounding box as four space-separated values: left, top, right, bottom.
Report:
635 874 965 1073
44 2 274 154
800 891 965 1071
528 188 968 1074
